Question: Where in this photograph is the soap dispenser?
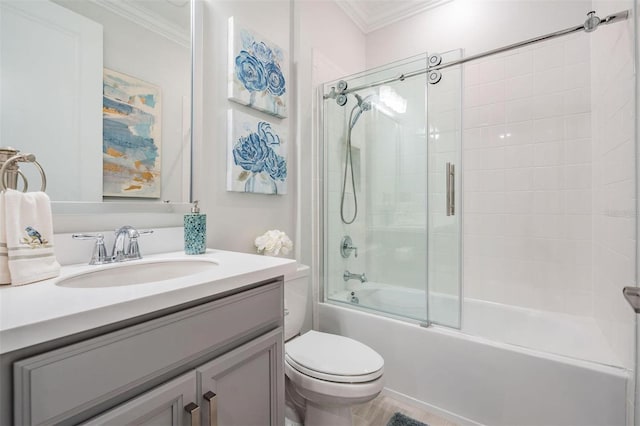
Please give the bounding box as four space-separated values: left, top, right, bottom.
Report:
184 200 206 255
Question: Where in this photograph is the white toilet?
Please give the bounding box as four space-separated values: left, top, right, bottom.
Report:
284 265 384 426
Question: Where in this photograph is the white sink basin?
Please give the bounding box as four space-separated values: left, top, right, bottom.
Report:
56 258 218 288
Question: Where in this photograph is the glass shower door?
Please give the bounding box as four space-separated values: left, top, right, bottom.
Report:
322 53 461 326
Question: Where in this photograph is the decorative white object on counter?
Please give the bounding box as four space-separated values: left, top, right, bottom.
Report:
255 229 292 257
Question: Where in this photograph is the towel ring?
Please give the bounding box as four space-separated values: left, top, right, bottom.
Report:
0 153 47 192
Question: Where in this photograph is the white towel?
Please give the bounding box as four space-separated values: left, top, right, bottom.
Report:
0 193 10 285
4 189 60 286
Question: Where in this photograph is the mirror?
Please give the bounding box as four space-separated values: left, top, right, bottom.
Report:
0 0 191 208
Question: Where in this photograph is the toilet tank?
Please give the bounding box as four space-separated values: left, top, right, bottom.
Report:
284 264 310 341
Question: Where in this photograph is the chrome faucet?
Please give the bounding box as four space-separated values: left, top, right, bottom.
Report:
113 226 140 262
73 225 153 265
343 270 367 283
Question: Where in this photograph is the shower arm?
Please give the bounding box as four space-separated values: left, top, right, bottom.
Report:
324 9 629 97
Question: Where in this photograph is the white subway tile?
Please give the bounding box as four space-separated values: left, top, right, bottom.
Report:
477 57 505 84
534 141 565 166
564 113 591 139
505 50 533 78
463 85 484 109
563 62 590 90
463 128 483 150
504 121 534 145
534 43 564 71
504 144 535 168
563 34 590 65
504 192 534 214
503 214 533 238
565 164 592 189
533 117 565 143
565 138 592 164
464 62 481 87
565 215 592 240
532 93 564 119
505 74 533 101
563 87 591 115
505 98 533 123
471 147 505 170
534 67 565 95
505 168 534 191
533 166 564 190
481 125 508 148
565 190 592 215
533 191 565 214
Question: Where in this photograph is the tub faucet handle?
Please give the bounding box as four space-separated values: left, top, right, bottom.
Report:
341 235 358 258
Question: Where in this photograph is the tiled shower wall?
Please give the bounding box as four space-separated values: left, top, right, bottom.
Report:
462 34 595 315
591 0 636 369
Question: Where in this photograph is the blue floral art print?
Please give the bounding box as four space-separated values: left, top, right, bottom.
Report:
228 17 288 118
227 110 287 195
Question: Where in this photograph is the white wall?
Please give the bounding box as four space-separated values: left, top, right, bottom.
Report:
295 0 367 268
365 0 592 68
197 0 295 254
294 1 366 329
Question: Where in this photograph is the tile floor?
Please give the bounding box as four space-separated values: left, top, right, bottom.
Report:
352 394 458 426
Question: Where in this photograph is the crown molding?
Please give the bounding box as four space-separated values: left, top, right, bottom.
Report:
335 0 453 34
89 0 189 48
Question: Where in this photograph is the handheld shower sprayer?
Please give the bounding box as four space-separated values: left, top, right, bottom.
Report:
350 94 373 129
354 94 372 111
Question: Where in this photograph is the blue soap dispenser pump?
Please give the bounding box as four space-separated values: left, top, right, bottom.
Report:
184 200 206 255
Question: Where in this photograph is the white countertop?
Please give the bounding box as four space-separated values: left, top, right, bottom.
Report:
0 249 297 354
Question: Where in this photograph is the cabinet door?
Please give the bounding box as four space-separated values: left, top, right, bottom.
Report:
197 329 284 426
81 373 198 426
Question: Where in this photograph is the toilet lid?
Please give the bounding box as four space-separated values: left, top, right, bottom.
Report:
285 330 384 383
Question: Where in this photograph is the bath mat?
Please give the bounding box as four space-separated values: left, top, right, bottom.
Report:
386 412 428 426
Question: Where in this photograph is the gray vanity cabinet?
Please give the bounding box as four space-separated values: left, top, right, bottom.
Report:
10 280 285 426
81 372 196 426
197 329 283 426
81 329 283 426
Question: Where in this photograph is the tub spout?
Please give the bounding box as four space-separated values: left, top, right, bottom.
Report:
343 270 367 283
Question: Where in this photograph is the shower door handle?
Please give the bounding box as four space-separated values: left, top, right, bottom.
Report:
446 162 455 216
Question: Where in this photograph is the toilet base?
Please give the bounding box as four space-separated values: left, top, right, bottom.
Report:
305 401 352 426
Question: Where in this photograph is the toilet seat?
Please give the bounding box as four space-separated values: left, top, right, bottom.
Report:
285 330 384 384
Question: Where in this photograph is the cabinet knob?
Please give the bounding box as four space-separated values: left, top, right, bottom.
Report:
204 391 218 426
184 402 201 426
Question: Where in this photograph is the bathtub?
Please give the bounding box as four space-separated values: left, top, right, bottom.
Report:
320 285 631 426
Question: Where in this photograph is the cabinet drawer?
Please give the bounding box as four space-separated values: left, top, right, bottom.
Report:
14 281 283 425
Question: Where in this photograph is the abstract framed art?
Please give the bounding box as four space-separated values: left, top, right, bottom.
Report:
227 109 287 195
228 17 288 118
103 68 162 198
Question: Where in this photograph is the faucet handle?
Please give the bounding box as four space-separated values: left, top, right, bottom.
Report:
126 229 153 260
72 233 109 265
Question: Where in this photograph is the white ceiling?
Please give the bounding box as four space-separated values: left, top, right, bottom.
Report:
335 0 453 34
